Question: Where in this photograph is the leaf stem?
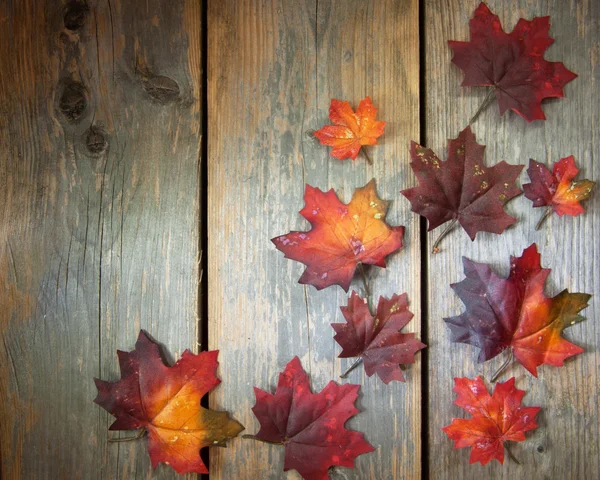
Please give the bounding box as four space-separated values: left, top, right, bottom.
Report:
490 349 514 383
108 430 145 443
468 88 495 126
340 358 364 379
505 443 521 465
357 263 371 298
361 147 373 165
242 435 283 446
431 219 458 254
535 207 552 230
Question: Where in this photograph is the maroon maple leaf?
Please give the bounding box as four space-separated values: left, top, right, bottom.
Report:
250 356 374 480
332 291 425 384
449 2 577 122
401 126 523 249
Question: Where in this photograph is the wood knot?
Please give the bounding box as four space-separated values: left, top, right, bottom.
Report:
64 2 89 31
536 445 545 453
143 75 180 103
58 81 87 122
85 127 108 155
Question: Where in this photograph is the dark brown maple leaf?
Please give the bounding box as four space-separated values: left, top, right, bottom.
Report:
332 291 425 384
449 2 577 122
401 126 523 249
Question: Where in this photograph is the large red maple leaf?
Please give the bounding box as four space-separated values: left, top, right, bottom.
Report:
250 356 374 480
445 244 591 377
314 97 385 161
524 156 595 227
449 2 577 122
401 126 523 245
442 377 540 465
272 179 404 291
332 291 425 384
94 331 244 474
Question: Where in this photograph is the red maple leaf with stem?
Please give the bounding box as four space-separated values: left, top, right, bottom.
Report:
442 377 540 465
449 2 577 123
523 156 595 230
246 356 374 480
332 291 425 384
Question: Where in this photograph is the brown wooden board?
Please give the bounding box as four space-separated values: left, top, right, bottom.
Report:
0 1 202 478
208 1 421 478
425 0 599 478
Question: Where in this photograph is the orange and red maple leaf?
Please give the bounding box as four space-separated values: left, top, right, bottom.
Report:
94 331 243 474
314 97 385 161
272 179 404 291
443 377 540 465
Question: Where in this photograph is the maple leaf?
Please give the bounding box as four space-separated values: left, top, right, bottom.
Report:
94 330 244 474
272 179 404 291
449 2 577 122
332 291 425 384
401 126 523 248
313 97 385 161
442 377 540 465
523 156 595 229
250 356 374 480
445 244 591 377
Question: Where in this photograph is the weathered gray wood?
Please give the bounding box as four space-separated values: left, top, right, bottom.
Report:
209 1 421 478
0 1 202 478
425 1 599 478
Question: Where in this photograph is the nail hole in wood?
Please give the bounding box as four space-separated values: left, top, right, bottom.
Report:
85 127 108 155
58 81 87 122
64 2 89 31
143 76 180 103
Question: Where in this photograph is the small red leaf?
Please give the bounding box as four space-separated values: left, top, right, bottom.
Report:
251 357 374 480
449 2 577 122
94 331 244 474
445 244 591 377
314 97 385 160
273 179 404 291
524 156 595 216
401 126 523 243
443 377 540 465
333 291 425 384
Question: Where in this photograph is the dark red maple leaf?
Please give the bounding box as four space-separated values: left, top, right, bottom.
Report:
250 356 374 480
445 244 591 377
442 377 540 465
332 291 425 384
94 331 243 474
401 126 523 249
523 156 595 229
449 2 577 122
272 179 404 291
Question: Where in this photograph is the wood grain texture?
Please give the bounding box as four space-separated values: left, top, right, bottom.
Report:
0 1 201 478
208 1 420 478
425 1 599 478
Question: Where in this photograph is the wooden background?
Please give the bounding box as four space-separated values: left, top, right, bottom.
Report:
0 0 597 479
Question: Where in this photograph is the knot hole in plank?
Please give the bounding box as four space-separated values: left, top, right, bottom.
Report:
84 126 108 156
63 2 89 31
142 75 180 104
58 80 88 122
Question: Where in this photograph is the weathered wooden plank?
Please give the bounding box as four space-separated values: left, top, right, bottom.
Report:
208 1 421 478
0 1 202 478
425 1 599 478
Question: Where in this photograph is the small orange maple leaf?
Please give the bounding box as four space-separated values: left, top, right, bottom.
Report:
314 97 385 161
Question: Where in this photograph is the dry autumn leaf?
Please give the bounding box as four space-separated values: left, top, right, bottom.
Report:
445 244 591 378
94 330 244 474
314 97 385 162
272 179 404 291
401 126 523 251
449 2 577 122
248 356 374 480
333 291 425 384
523 156 595 229
443 377 540 465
